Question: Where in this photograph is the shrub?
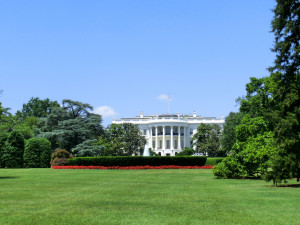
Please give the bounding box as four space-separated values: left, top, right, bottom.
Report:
205 157 224 166
176 147 194 156
213 155 244 178
24 138 52 168
1 130 25 168
52 158 68 166
67 156 207 167
51 149 71 166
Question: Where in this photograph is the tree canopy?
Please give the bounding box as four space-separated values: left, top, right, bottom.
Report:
16 97 60 119
220 112 244 154
214 0 300 185
37 99 104 151
98 123 147 156
192 123 222 157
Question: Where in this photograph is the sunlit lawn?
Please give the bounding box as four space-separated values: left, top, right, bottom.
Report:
0 168 299 225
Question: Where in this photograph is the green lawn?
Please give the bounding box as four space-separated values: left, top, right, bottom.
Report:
0 169 299 225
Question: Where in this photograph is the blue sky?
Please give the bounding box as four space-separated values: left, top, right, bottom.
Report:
0 0 276 126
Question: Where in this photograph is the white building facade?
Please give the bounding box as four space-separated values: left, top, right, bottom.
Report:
112 112 225 156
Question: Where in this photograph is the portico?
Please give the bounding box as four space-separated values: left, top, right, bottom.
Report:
112 112 225 156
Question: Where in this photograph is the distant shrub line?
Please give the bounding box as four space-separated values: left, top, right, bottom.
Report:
67 156 207 167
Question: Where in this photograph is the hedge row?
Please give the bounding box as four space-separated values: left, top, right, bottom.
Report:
205 157 224 166
67 156 207 167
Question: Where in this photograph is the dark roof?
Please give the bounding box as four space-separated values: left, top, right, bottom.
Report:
158 114 178 118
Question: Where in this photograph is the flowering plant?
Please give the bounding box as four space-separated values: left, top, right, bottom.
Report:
52 165 214 170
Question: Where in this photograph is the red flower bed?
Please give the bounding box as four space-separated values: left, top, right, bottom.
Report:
52 165 214 170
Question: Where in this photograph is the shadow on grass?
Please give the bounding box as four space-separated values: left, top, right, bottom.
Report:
0 176 18 179
277 184 300 188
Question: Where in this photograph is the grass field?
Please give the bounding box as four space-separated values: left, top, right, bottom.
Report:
0 169 299 225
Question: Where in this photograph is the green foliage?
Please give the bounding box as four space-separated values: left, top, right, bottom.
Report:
213 154 244 179
221 112 244 153
0 111 36 140
205 157 224 166
1 130 25 168
51 149 71 166
235 115 270 144
214 131 277 179
264 0 300 184
238 76 277 121
176 147 194 156
68 156 207 167
71 139 106 157
16 97 60 119
37 99 104 151
191 123 222 156
0 132 8 167
0 102 11 117
23 138 52 168
97 123 147 156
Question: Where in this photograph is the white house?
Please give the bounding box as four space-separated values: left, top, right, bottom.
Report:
112 112 225 156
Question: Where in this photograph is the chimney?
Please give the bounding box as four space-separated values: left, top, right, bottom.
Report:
193 111 196 117
140 111 144 118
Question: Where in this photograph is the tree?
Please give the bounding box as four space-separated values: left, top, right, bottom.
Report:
265 0 300 184
37 99 104 151
213 116 277 179
16 97 60 119
176 147 194 156
23 138 52 168
98 123 147 156
220 112 244 154
0 132 8 167
0 102 11 117
1 130 25 168
71 139 105 157
191 123 222 157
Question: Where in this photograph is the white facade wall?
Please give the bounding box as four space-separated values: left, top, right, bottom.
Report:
112 112 224 156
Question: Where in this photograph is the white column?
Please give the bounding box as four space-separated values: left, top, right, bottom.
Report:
183 126 186 149
155 126 158 150
149 126 152 149
171 126 174 150
162 126 166 150
178 126 181 150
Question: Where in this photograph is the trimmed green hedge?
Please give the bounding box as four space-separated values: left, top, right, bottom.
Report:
205 157 224 166
67 156 207 167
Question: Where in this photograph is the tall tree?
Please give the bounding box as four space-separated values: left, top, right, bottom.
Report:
97 123 147 156
266 0 300 183
1 130 25 168
16 97 60 119
37 99 104 151
192 123 222 157
220 112 244 154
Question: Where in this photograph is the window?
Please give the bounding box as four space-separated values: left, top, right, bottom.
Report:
143 129 147 135
152 141 155 149
166 140 170 149
166 127 171 135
